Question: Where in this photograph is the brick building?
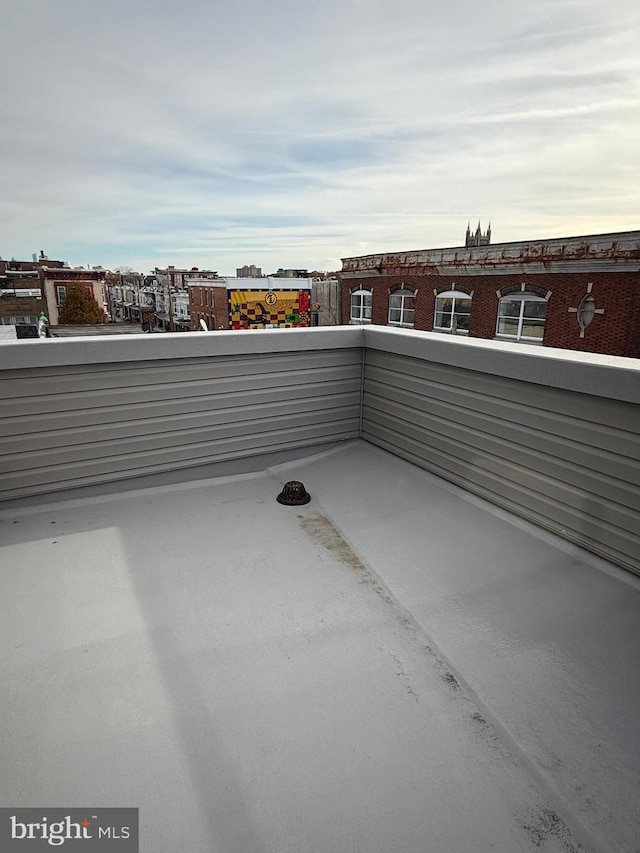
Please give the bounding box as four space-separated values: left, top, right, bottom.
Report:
189 277 313 331
341 230 640 357
189 278 230 331
41 268 108 325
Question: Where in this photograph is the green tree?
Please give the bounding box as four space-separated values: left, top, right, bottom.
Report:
58 283 106 324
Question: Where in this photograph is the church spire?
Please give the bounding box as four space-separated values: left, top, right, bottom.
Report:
465 220 492 247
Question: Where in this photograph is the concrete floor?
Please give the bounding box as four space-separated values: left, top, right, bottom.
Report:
1 440 638 853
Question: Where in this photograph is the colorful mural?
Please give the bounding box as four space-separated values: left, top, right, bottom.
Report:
229 289 310 330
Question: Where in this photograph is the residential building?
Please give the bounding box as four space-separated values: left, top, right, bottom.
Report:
0 267 47 330
147 274 190 332
236 264 262 278
189 276 230 331
273 268 309 278
106 272 155 326
149 267 219 331
0 291 47 332
341 229 640 357
154 266 219 289
41 267 108 326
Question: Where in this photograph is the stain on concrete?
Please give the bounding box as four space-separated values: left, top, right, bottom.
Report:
468 710 513 763
299 509 585 852
299 512 364 571
442 671 461 691
519 807 584 851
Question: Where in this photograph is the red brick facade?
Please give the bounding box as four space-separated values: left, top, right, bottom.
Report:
189 285 230 331
341 232 640 358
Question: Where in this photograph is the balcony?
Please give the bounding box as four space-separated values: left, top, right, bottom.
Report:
1 327 639 853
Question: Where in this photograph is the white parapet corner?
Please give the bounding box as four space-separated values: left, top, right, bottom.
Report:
362 326 640 404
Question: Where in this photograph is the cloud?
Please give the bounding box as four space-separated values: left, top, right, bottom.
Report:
1 0 639 272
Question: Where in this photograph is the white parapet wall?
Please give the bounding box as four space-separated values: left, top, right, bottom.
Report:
361 327 640 575
1 325 639 574
0 327 364 501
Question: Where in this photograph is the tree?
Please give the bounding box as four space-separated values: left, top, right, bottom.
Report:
58 283 106 324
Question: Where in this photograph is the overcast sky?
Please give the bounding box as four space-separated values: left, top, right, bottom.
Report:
1 0 638 274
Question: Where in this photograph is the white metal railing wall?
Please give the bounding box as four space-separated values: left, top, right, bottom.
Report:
1 326 638 574
0 329 363 501
362 328 640 576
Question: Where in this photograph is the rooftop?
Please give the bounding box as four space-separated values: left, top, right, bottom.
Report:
1 327 639 853
341 229 640 275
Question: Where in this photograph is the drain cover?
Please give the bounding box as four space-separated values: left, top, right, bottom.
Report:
276 480 311 506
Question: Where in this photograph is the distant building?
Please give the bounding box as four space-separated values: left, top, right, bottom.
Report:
0 262 46 330
236 264 262 278
0 290 47 330
41 268 108 325
188 276 313 331
189 276 229 331
154 266 218 288
341 229 640 358
106 272 155 326
311 278 341 326
465 222 491 247
146 267 217 331
273 268 309 278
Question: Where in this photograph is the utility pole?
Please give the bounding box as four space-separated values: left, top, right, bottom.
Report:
168 275 174 332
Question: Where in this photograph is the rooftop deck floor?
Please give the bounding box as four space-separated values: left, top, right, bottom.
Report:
1 441 638 853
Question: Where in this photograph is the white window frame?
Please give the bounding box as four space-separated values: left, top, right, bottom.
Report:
350 289 372 324
495 292 547 342
434 290 471 334
388 289 416 327
56 285 67 305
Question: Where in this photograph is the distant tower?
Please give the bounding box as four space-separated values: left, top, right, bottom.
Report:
465 221 491 247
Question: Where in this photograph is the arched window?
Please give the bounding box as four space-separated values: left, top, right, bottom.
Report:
434 290 471 334
496 292 547 341
388 289 415 327
350 289 372 324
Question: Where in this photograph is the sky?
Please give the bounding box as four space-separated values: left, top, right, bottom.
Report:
1 0 639 275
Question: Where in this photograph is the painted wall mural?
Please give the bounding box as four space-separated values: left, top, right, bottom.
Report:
229 289 310 329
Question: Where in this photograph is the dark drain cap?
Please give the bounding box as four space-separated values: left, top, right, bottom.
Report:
277 480 311 505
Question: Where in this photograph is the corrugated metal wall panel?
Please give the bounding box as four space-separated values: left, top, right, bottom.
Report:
2 328 638 576
362 349 640 575
0 349 361 500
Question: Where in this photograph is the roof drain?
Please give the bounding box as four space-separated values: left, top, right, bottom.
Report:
276 481 311 506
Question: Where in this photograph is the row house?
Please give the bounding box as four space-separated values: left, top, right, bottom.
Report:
0 265 46 330
107 273 155 326
40 267 108 326
151 268 218 331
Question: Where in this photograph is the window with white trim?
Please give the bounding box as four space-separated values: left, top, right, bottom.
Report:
350 289 372 323
496 293 547 341
434 290 471 333
56 285 67 305
388 289 415 327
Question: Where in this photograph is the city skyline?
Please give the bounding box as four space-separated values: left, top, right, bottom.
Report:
2 0 638 275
